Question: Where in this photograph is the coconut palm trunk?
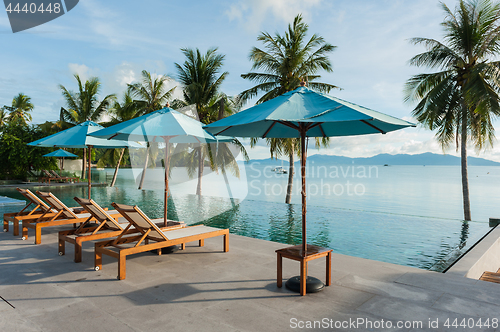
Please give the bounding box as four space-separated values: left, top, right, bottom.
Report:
110 148 125 187
404 0 500 224
138 144 150 189
196 147 204 195
285 145 294 204
461 106 471 221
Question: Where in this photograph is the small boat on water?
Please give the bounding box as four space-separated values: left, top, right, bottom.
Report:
272 166 288 174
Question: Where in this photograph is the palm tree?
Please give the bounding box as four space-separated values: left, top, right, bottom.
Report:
127 70 175 115
101 91 142 186
241 14 338 203
59 74 116 178
175 47 231 195
404 0 500 221
175 48 228 123
0 107 8 128
127 70 176 189
4 93 34 125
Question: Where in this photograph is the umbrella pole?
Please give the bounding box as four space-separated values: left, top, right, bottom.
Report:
300 129 307 256
163 137 171 226
88 146 92 199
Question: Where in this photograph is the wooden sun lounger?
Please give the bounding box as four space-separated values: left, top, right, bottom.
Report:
39 169 56 183
94 202 229 280
58 197 184 263
21 191 119 245
50 170 79 183
3 188 85 236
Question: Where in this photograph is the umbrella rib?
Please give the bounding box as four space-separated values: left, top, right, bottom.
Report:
262 121 277 138
307 122 324 130
277 121 299 131
214 126 233 136
361 120 386 134
319 124 326 138
303 122 326 137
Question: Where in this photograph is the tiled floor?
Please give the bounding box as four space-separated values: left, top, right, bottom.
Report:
1 224 499 331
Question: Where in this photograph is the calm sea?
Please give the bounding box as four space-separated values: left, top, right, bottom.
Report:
1 162 498 271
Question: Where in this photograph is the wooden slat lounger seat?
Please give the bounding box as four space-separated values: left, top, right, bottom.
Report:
479 269 500 284
59 197 184 263
94 202 229 280
21 191 119 245
3 188 85 236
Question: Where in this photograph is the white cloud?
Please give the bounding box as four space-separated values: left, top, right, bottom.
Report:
63 62 184 108
67 63 91 81
225 0 323 31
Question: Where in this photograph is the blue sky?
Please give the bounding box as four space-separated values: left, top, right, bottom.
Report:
1 0 500 161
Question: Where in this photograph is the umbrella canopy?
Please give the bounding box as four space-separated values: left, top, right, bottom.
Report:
28 121 142 198
28 121 143 149
204 86 414 138
205 85 415 294
91 107 232 225
43 149 78 171
90 108 231 143
43 149 78 158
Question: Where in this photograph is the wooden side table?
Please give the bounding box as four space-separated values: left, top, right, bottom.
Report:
276 244 332 296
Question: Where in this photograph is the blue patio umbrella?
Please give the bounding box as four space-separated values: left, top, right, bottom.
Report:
29 121 143 198
91 107 233 225
43 149 78 158
43 149 78 171
205 85 415 293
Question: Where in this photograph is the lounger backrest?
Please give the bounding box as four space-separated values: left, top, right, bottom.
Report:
50 170 61 178
111 202 168 241
74 197 122 230
16 188 52 213
43 170 53 177
37 191 78 219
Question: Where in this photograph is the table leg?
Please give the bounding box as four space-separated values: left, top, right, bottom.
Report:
277 253 282 288
300 260 306 296
326 252 331 286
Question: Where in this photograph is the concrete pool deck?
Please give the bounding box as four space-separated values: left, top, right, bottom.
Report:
0 182 108 189
1 225 500 331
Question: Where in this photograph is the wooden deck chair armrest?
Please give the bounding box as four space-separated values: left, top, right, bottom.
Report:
112 223 133 245
134 229 151 247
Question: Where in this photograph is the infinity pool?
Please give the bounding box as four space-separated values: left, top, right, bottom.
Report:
0 166 493 272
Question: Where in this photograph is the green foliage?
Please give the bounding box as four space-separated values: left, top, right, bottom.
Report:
96 148 132 168
0 108 8 128
0 123 57 180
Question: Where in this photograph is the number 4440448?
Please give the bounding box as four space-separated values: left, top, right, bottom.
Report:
444 318 498 329
5 3 62 14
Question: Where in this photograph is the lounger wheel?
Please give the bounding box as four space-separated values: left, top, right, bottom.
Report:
58 252 64 256
94 266 100 271
22 236 26 240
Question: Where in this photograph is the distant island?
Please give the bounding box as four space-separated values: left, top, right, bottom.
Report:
246 152 500 166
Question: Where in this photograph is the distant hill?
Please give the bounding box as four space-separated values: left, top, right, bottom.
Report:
246 152 500 166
